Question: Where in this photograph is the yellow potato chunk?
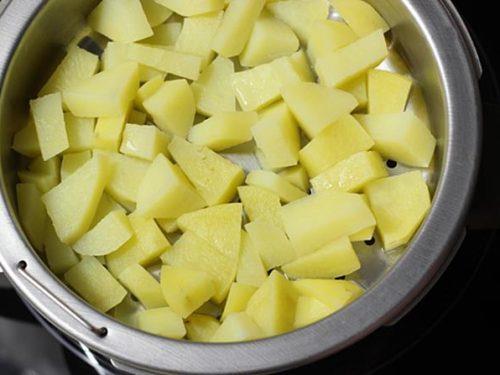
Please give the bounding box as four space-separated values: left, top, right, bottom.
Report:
246 170 306 203
30 93 69 160
168 137 245 206
64 62 140 118
341 75 368 109
17 169 57 194
188 111 257 151
365 171 431 250
281 190 376 255
294 296 333 328
136 154 206 219
118 264 166 309
142 22 182 45
156 218 179 234
12 118 40 157
246 271 297 336
42 156 109 244
140 0 173 27
128 110 147 125
311 151 388 193
350 195 375 242
238 186 283 229
61 151 92 180
88 0 153 42
299 115 374 177
356 112 436 168
316 29 388 87
292 279 354 311
64 114 94 153
236 231 268 288
155 0 225 17
16 183 48 252
120 124 171 161
65 257 127 312
185 314 220 342
307 20 357 64
252 102 300 169
137 307 186 339
212 0 266 57
329 0 390 37
113 295 142 328
282 236 361 279
91 193 126 228
211 312 262 343
240 13 299 67
93 113 127 152
282 82 358 138
134 75 164 112
222 283 258 321
144 80 195 138
368 69 413 114
279 165 310 192
44 224 79 275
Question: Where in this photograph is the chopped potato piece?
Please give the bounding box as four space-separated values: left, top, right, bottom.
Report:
134 75 165 112
113 295 142 328
279 165 310 192
91 193 126 228
128 110 147 125
292 279 355 311
329 0 389 37
340 75 368 110
238 186 283 229
61 151 92 180
294 296 333 328
368 70 413 114
17 170 57 194
246 170 306 203
12 118 40 157
93 113 127 152
222 283 258 321
236 231 268 288
211 312 262 343
185 314 220 342
16 183 48 252
156 218 179 234
155 0 225 17
137 307 186 339
118 264 166 309
44 224 79 275
140 0 172 27
141 22 182 46
64 114 94 153
307 20 357 64
120 124 171 161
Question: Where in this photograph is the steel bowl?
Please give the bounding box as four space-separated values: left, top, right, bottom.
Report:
0 0 482 373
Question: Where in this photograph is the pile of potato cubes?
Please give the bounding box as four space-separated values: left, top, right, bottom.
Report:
13 0 436 342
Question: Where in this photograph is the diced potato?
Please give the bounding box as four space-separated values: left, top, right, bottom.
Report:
155 0 225 17
245 220 296 270
44 224 79 275
236 231 268 288
299 115 374 177
188 111 257 151
42 156 109 244
365 171 431 250
238 186 283 229
128 110 147 125
64 114 94 153
144 80 195 138
240 13 299 67
267 0 329 43
293 296 333 328
168 137 245 206
91 193 126 228
73 210 132 256
316 29 388 87
134 75 164 112
29 156 60 176
246 170 306 203
195 301 223 318
88 0 153 42
368 70 413 114
65 257 127 312
17 170 57 194
340 75 368 110
64 62 140 118
252 102 300 169
307 20 357 64
211 312 262 342
12 118 40 157
185 314 220 342
161 232 238 303
292 279 353 311
212 0 266 57
349 194 375 242
246 271 297 336
137 307 186 339
156 218 179 234
118 264 166 309
161 265 216 318
30 93 69 160
16 183 47 252
281 190 376 255
191 56 235 116
282 236 360 279
177 204 242 260
141 22 182 45
311 151 388 193
93 113 127 152
113 295 143 328
61 151 92 180
281 82 358 138
175 11 223 68
356 112 436 167
222 283 258 321
120 124 171 161
279 165 310 192
288 49 314 82
140 0 173 27
330 0 390 37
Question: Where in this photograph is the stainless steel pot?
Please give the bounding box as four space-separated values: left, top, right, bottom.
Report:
0 0 483 373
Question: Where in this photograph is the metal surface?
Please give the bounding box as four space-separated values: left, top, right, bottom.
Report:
0 0 481 374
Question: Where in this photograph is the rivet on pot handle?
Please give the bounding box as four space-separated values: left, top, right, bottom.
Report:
16 260 108 338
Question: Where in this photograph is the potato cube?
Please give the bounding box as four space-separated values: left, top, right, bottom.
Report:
368 70 412 114
91 193 126 228
299 115 374 177
188 111 256 151
238 186 282 229
18 156 60 193
349 194 375 242
279 165 310 192
240 13 299 67
12 118 41 157
155 0 225 17
137 307 186 339
156 218 179 234
44 224 79 275
281 190 376 255
281 82 358 138
65 257 127 312
64 114 94 153
30 93 69 160
236 231 268 288
144 80 195 138
294 296 333 328
135 75 165 112
185 314 220 342
330 0 390 37
140 0 172 27
307 20 357 64
211 312 262 343
252 102 300 169
168 137 245 206
246 170 306 203
282 236 360 279
212 0 266 57
93 113 127 152
64 62 140 118
128 110 147 125
340 75 368 110
292 279 353 311
142 22 182 45
88 0 153 42
16 183 47 252
316 29 388 87
356 112 436 167
311 151 388 193
42 156 109 244
61 151 92 180
136 154 206 219
365 171 431 250
113 295 142 328
118 264 166 309
120 124 171 161
222 283 258 321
